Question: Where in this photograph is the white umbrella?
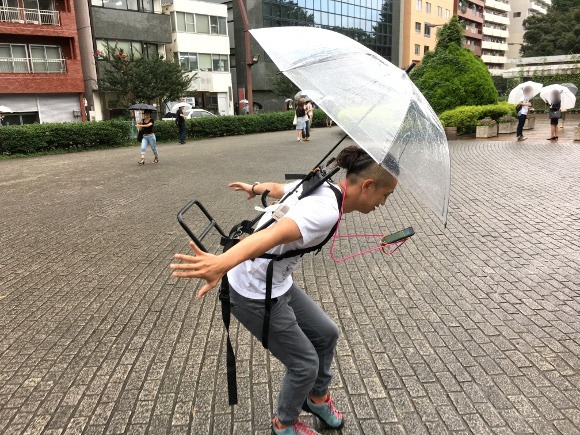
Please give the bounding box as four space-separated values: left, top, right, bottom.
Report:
285 98 293 102
560 83 578 96
508 81 543 104
251 27 451 225
239 99 248 104
294 91 311 101
540 84 576 110
0 105 13 113
171 102 192 113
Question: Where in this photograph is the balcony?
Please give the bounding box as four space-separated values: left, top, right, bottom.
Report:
465 27 483 39
530 2 547 14
485 0 510 12
0 6 60 25
0 57 67 73
483 12 509 25
483 26 509 38
481 54 506 64
482 41 508 51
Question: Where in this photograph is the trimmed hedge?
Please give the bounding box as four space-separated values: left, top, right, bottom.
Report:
0 121 130 155
439 103 516 135
0 110 328 156
154 109 327 142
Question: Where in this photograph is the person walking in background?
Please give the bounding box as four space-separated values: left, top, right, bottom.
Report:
136 110 158 165
326 114 333 128
516 86 533 141
547 89 561 142
295 101 307 142
175 106 187 145
302 98 313 141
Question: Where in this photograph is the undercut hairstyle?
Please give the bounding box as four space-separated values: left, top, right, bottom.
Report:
335 146 398 187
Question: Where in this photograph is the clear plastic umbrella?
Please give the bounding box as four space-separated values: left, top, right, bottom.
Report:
540 84 576 110
251 27 451 225
171 102 192 113
507 81 543 104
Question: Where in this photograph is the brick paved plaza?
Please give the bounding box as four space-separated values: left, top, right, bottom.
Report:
1 128 579 435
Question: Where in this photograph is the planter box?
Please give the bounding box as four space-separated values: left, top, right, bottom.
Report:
498 121 516 134
476 124 498 138
444 126 458 140
523 117 535 130
575 126 580 141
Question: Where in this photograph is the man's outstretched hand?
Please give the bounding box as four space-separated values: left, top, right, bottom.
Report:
170 242 225 299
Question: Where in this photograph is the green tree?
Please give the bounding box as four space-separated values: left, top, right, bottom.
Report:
95 41 194 110
271 74 299 98
411 16 498 114
522 0 580 57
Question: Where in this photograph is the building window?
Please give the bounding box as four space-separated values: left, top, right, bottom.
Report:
177 52 198 71
445 8 450 19
212 54 229 71
416 0 422 11
437 6 442 16
415 22 421 33
218 16 227 35
424 45 429 54
196 14 210 33
414 44 420 55
0 43 64 73
424 23 431 37
513 12 521 17
0 112 40 126
91 0 152 13
97 39 157 60
426 2 431 13
198 53 212 71
175 12 195 33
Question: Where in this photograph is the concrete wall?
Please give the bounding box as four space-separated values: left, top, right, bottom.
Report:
91 8 172 44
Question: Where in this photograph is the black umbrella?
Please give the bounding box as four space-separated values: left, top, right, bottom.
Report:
128 103 157 111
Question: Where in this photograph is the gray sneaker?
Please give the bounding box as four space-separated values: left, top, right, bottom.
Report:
517 135 526 141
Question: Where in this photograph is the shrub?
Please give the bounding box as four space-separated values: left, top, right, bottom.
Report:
0 120 130 155
439 103 516 135
498 115 517 123
411 16 498 114
477 118 497 126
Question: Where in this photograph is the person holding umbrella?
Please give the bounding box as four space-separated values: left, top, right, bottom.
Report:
136 110 158 165
516 86 534 141
171 145 398 435
546 89 562 141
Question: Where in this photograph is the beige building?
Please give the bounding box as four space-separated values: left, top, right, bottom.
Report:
400 0 454 67
506 0 552 59
481 0 510 75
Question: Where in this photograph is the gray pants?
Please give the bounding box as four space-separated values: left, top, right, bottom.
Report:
230 284 339 426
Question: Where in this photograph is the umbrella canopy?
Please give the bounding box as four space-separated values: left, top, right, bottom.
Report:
128 103 157 111
0 105 12 113
560 82 578 95
171 102 193 113
294 91 311 101
507 81 543 104
540 84 577 111
285 98 293 102
239 99 249 104
251 27 451 224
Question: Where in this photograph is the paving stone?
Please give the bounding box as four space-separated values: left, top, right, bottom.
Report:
0 131 579 434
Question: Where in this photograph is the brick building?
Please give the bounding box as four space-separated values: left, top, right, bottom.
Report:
0 0 85 124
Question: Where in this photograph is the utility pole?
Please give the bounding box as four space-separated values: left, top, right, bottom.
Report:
235 0 254 114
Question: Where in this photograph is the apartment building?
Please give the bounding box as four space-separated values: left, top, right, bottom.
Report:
481 0 509 75
401 0 454 66
507 0 551 59
75 0 171 120
162 0 233 115
454 0 483 57
0 0 85 124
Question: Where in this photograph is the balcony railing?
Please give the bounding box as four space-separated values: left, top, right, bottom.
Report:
0 58 67 73
0 6 60 25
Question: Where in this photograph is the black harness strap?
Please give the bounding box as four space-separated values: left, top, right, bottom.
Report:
219 275 237 405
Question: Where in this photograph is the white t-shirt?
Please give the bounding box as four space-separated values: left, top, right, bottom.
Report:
519 97 529 116
227 181 341 299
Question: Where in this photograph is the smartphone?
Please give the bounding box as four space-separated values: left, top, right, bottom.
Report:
381 227 415 245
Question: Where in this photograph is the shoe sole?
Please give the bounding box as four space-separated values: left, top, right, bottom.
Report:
302 400 345 430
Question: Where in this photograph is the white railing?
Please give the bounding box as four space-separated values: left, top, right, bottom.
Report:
0 6 60 25
0 58 66 73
